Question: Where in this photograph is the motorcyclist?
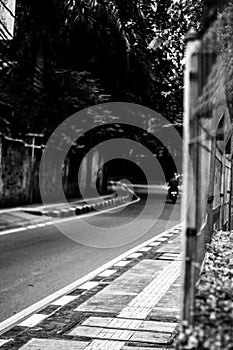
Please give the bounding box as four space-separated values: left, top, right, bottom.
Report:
168 175 179 194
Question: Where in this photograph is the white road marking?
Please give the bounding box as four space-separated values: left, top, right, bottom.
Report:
0 227 26 235
36 223 46 228
26 225 38 229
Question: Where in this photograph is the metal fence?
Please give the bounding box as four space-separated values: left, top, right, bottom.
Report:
182 0 233 323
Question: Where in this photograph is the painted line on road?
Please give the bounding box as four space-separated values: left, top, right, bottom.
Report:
0 197 140 237
0 222 182 335
0 227 26 235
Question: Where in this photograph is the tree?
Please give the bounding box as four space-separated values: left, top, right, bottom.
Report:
0 0 203 138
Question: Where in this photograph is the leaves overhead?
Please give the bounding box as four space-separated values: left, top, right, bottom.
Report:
0 0 203 137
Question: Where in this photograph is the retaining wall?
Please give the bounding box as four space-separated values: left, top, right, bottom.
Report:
0 134 105 207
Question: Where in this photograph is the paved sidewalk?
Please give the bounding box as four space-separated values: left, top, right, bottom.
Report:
0 192 132 233
0 224 182 349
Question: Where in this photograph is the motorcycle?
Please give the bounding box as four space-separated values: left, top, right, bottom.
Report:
168 187 178 204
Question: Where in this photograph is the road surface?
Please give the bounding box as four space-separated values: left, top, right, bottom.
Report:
0 189 181 322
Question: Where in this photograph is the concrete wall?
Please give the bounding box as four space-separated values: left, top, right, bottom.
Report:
0 135 32 206
0 135 105 207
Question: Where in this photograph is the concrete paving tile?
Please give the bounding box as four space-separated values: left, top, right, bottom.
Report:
114 260 130 267
69 326 101 337
51 295 78 306
149 307 181 320
18 314 48 327
162 253 180 257
104 274 153 295
78 281 100 290
129 330 174 344
156 247 180 253
0 339 12 346
126 259 169 276
138 247 152 252
75 294 134 313
85 340 124 350
156 298 181 309
149 242 161 246
98 270 116 278
137 320 178 333
127 253 142 259
81 316 177 334
90 261 168 297
18 338 89 349
82 317 111 328
123 347 170 350
69 326 133 341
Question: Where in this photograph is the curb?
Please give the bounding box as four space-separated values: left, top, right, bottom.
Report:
0 193 135 235
24 194 132 219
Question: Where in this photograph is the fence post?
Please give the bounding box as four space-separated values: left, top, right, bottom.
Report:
182 30 200 324
220 149 225 229
206 138 217 243
229 138 233 230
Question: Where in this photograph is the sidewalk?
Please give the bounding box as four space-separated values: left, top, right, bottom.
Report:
0 224 182 350
0 192 132 234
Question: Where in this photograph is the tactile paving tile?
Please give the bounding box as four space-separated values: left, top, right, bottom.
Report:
118 255 182 319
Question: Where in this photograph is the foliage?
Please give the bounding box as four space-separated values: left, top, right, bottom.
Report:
216 1 233 119
0 0 203 138
176 230 233 350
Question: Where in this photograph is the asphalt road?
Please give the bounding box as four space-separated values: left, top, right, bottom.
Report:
0 189 181 322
